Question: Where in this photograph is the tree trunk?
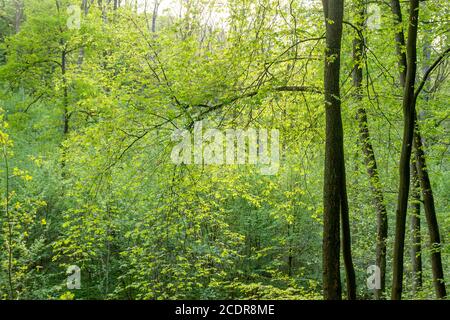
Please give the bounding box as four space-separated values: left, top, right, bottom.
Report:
322 0 355 300
62 50 69 135
413 120 447 298
413 33 447 299
390 0 407 87
14 0 23 33
391 0 419 300
152 0 159 33
390 0 446 299
352 1 388 300
2 144 14 299
410 161 422 294
77 0 90 67
340 170 356 300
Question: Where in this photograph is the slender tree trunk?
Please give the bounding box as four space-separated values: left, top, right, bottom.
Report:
14 0 23 33
152 0 159 33
78 0 89 67
62 50 69 135
352 2 388 300
287 223 293 277
55 1 69 137
391 0 419 300
55 1 70 176
413 34 446 299
321 0 355 300
98 0 107 23
413 121 447 298
390 0 446 299
415 39 447 299
410 161 422 294
340 172 356 300
2 144 14 299
390 0 407 87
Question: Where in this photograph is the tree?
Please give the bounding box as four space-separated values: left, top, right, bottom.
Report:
321 0 356 300
390 0 447 299
410 161 422 294
351 0 388 300
391 0 420 300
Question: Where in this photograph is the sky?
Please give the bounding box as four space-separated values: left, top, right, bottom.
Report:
135 0 317 28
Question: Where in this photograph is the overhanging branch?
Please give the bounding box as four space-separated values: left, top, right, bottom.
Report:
414 47 450 102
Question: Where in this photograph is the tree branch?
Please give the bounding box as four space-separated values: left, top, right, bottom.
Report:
414 47 450 102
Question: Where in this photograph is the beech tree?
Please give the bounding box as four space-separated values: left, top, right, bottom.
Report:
389 0 447 299
351 0 388 300
321 0 356 300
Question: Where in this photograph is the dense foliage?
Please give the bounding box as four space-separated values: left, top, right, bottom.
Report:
0 0 448 300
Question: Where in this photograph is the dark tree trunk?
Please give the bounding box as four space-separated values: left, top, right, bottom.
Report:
352 1 388 300
410 161 422 294
62 50 69 135
390 0 407 87
340 172 356 300
412 34 447 299
413 120 447 298
391 0 419 300
55 1 70 175
321 0 355 300
390 0 446 299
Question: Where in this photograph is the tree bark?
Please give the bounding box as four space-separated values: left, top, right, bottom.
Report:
14 0 23 33
321 0 355 300
391 0 419 300
352 1 388 300
77 0 90 67
340 170 356 300
390 0 407 87
413 120 447 298
410 161 422 294
390 0 446 299
152 0 159 33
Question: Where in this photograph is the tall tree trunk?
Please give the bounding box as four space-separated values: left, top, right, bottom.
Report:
352 1 388 300
413 121 447 298
390 0 446 299
14 0 23 33
62 49 69 135
390 0 407 87
2 144 14 299
410 161 422 294
152 0 159 33
391 0 419 300
78 0 89 67
321 0 355 300
413 33 447 299
340 172 356 300
56 1 70 176
98 0 107 23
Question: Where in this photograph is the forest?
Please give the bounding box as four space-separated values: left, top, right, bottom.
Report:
0 0 448 300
